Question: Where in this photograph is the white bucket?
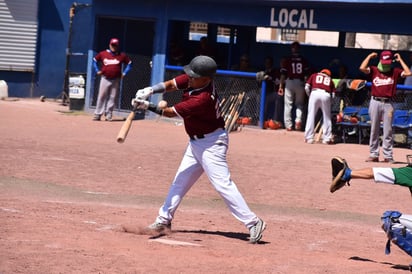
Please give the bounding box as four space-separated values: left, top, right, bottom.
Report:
0 80 8 98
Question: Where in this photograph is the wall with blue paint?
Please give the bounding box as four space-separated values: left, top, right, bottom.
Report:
1 0 410 98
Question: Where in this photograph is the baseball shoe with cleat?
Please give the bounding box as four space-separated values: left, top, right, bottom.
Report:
249 218 266 244
147 221 171 234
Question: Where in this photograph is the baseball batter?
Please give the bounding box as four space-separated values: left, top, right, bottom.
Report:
304 69 336 144
93 38 132 121
278 41 310 131
359 51 411 162
133 55 266 243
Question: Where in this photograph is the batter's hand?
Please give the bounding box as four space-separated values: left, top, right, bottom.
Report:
131 98 149 110
135 87 153 100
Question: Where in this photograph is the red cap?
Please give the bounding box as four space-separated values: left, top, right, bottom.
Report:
110 38 119 46
380 50 393 65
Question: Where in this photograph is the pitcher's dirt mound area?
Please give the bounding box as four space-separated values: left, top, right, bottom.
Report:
1 98 412 273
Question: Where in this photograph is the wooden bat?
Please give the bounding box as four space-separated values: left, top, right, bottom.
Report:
117 103 138 143
315 127 323 143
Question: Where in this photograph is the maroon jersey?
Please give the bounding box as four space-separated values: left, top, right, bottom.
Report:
173 74 225 136
306 72 335 93
369 66 403 97
94 50 131 79
281 54 310 80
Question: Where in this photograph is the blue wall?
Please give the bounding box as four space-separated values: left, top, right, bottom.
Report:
1 0 411 98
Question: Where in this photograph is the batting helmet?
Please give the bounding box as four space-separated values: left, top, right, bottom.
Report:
184 55 217 78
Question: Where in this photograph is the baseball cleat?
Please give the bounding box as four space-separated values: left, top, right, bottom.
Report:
147 222 171 234
249 218 266 244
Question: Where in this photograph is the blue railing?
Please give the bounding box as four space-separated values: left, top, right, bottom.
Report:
166 64 412 129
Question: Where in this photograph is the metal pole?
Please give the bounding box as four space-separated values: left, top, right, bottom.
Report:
61 3 76 106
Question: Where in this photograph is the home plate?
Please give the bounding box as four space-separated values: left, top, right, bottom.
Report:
149 238 202 247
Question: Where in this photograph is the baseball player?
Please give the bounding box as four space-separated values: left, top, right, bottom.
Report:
330 156 412 193
359 51 411 162
278 41 310 131
132 55 266 244
304 69 336 144
331 156 412 266
93 38 132 121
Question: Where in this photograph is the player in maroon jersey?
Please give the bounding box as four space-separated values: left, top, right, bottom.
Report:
132 55 266 243
92 38 132 121
278 41 310 131
304 69 336 144
359 51 411 163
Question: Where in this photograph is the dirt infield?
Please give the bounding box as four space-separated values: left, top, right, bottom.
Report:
1 98 412 273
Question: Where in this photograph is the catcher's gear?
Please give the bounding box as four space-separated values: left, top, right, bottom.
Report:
381 210 412 269
330 156 350 193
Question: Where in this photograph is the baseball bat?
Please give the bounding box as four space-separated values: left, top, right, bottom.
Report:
116 103 137 143
314 118 323 143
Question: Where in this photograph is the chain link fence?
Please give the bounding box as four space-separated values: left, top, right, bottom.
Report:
163 67 262 125
332 82 412 146
87 59 412 146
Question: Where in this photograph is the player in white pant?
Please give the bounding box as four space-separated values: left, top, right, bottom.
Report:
133 56 266 243
304 69 336 144
92 38 132 121
278 41 310 131
156 128 258 228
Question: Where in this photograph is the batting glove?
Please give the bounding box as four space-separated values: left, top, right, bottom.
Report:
131 98 150 110
135 87 153 100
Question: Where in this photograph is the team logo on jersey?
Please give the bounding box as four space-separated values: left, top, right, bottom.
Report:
103 58 121 66
373 76 394 87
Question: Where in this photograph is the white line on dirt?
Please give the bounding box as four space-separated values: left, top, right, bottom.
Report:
149 238 202 247
0 207 20 213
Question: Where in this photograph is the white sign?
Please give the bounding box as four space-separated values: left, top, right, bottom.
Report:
69 87 85 99
270 8 318 29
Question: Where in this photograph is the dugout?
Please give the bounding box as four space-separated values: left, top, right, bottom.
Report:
82 0 412 121
1 1 412 114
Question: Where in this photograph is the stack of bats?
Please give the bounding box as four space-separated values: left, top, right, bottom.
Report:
220 91 248 132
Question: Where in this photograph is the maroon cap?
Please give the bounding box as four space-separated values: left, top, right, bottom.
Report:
380 50 393 65
110 38 119 46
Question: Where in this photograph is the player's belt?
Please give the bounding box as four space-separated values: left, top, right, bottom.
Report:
189 127 225 141
189 134 205 140
372 96 391 103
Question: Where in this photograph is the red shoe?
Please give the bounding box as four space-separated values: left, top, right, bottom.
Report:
295 121 302 130
286 127 293 131
322 140 335 145
365 157 379 162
